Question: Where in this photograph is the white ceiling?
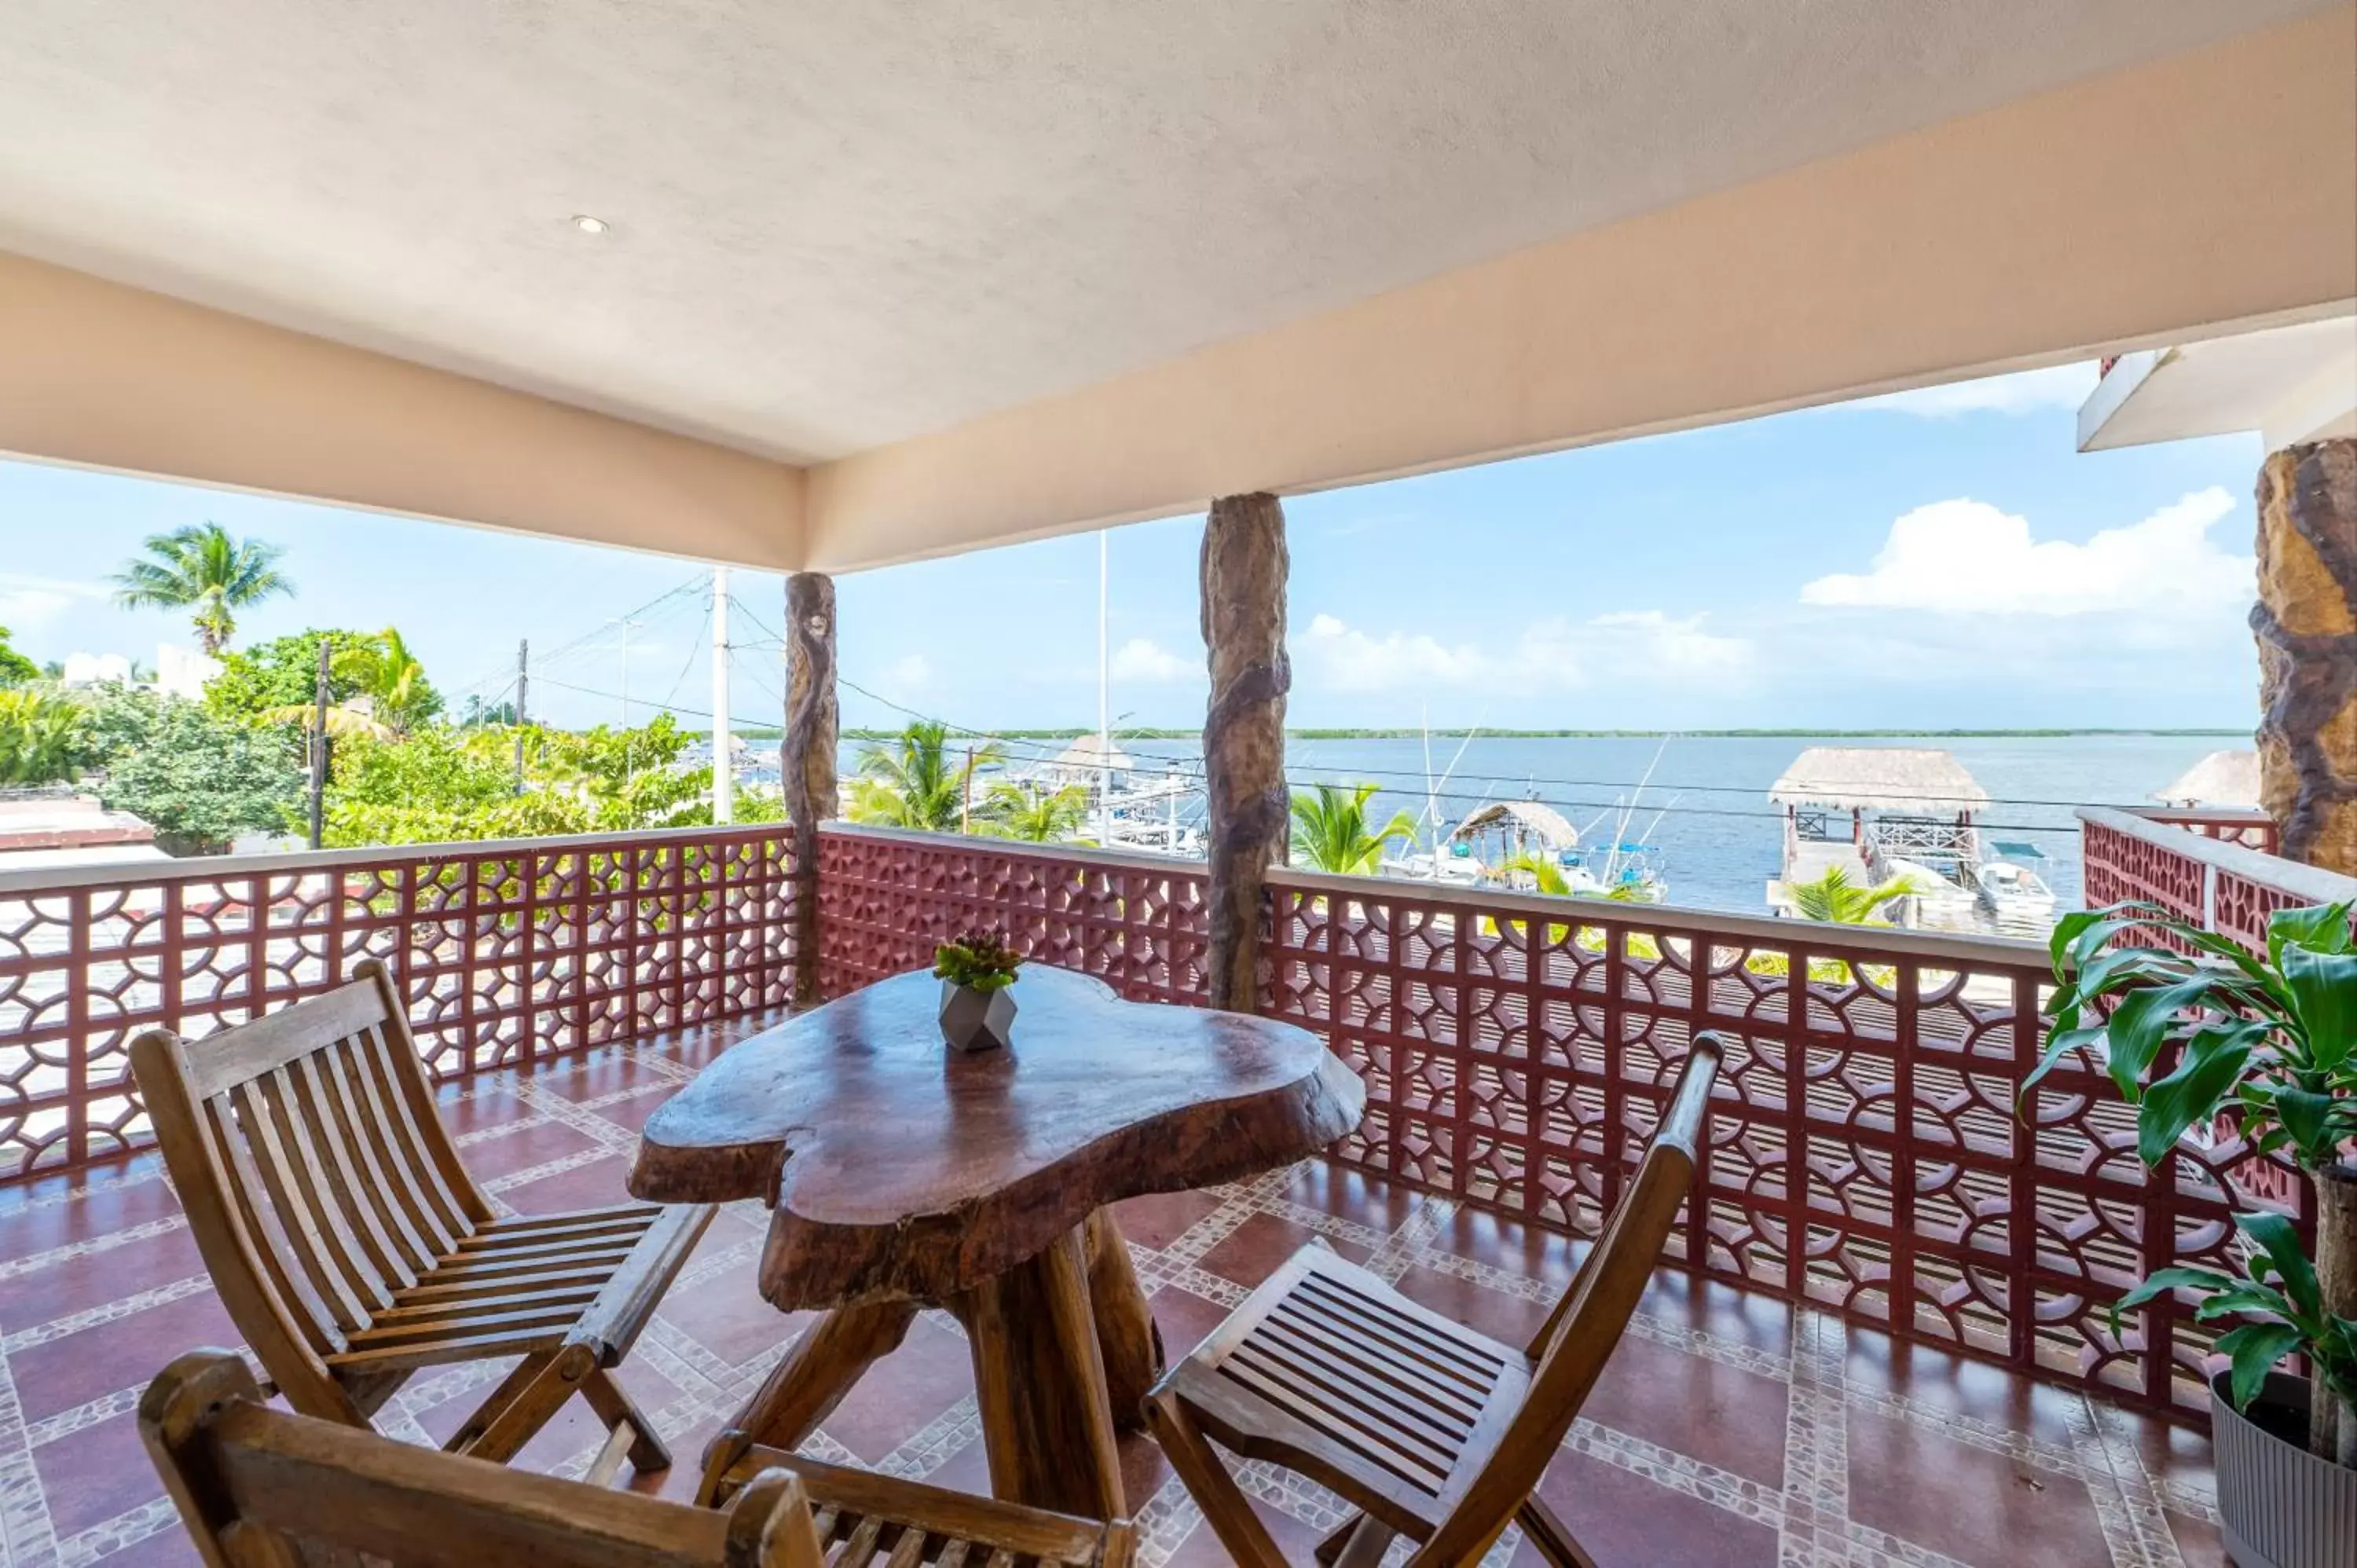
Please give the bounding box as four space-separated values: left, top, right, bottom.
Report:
0 2 2331 463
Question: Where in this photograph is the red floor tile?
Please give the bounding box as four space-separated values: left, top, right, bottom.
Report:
1846 1405 2110 1568
1109 1187 1223 1250
9 1283 243 1421
1522 1446 1782 1568
1195 1212 1369 1288
495 1150 641 1214
1390 1257 1554 1347
32 1411 163 1539
1578 1330 1790 1489
0 1025 2223 1567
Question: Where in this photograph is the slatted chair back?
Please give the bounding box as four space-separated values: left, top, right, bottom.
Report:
1410 1033 1724 1566
130 958 496 1423
141 1351 826 1568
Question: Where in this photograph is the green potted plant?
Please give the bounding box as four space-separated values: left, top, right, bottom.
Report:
933 929 1023 1053
2030 900 2356 1567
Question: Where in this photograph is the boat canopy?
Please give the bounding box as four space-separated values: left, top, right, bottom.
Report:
1448 800 1578 852
1769 747 1991 816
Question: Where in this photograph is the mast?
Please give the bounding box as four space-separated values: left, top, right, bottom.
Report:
711 567 733 823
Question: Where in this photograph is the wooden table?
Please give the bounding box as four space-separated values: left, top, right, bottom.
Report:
627 965 1364 1519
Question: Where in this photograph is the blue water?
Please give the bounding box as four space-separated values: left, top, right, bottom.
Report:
809 732 2240 917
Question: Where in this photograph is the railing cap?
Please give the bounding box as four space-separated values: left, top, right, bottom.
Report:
0 822 794 896
1266 865 2052 969
2078 806 2357 906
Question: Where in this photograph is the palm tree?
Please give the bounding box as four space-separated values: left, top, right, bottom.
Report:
846 721 1006 833
977 780 1091 843
1495 851 1656 903
1289 782 1418 875
1785 865 1922 925
111 523 293 654
350 628 438 735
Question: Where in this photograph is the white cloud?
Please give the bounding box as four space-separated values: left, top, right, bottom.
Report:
879 653 932 693
1852 362 2100 419
1297 614 1492 691
1296 610 1753 695
1109 637 1192 682
0 572 107 632
1799 489 2250 615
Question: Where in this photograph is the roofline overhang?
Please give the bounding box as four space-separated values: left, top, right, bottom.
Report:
2 7 2351 577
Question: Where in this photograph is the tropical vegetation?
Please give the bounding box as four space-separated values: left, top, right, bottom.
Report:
2030 900 2357 1466
80 687 305 852
846 720 1005 833
1783 865 1922 925
0 689 83 786
975 781 1091 844
1289 781 1417 875
0 625 39 687
208 628 444 738
319 713 716 845
109 522 294 654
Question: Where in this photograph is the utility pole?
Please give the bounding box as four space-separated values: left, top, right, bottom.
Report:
712 568 734 823
306 638 331 849
961 744 974 833
512 639 529 794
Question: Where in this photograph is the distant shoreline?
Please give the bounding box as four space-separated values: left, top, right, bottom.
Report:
805 726 2251 742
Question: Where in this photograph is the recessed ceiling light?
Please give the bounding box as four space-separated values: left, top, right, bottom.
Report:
571 214 610 236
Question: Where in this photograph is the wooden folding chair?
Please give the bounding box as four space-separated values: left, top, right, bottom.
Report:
143 1350 1137 1568
1143 1032 1725 1567
131 958 714 1482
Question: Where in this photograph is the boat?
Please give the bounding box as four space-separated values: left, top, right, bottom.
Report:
1970 842 2058 936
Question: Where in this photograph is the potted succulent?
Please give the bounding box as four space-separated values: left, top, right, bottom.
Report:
2030 900 2356 1567
933 929 1022 1053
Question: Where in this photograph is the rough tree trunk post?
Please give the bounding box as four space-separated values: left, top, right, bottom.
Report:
2317 1164 2357 1466
2255 438 2357 874
1200 493 1289 1013
784 572 839 1006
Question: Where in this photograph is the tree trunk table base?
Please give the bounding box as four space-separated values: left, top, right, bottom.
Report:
717 1211 1163 1518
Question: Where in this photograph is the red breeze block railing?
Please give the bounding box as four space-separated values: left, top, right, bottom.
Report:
816 824 1209 1005
1262 866 2308 1420
0 825 797 1178
2080 805 2346 958
0 818 2318 1421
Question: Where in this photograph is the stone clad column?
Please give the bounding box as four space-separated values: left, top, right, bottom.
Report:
784 572 839 1004
2253 438 2357 873
1200 493 1290 1012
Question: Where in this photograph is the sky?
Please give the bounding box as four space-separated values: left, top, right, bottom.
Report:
0 361 2267 734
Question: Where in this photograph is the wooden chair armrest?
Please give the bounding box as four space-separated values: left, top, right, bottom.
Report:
571 1204 717 1362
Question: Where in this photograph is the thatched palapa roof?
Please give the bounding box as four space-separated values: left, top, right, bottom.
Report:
1045 734 1133 772
1769 747 1990 815
1449 800 1578 851
2154 749 2260 808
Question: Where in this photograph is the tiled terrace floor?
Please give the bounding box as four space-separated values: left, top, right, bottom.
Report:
2 1019 2227 1567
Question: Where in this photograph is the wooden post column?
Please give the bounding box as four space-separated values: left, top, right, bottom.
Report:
1200 493 1290 1012
784 572 838 1005
2254 438 2357 874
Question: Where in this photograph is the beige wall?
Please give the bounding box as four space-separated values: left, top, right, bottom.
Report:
0 251 805 568
805 7 2357 572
